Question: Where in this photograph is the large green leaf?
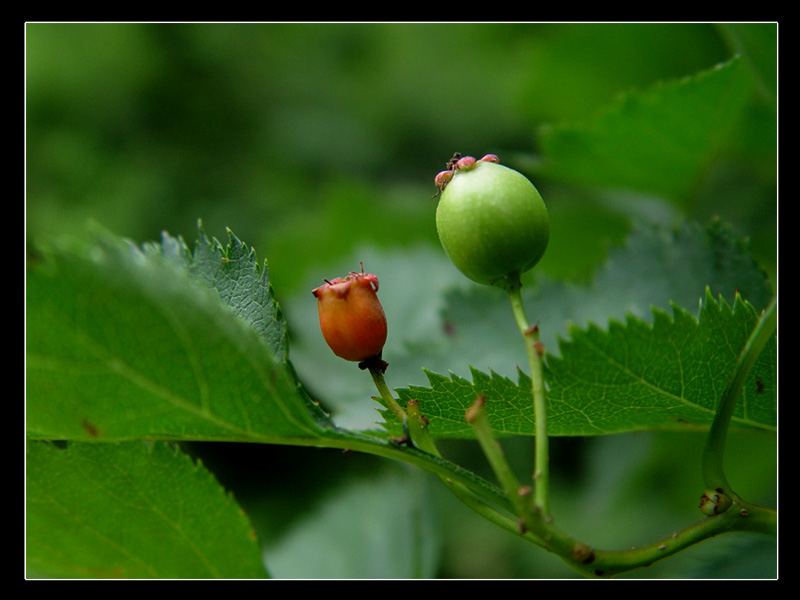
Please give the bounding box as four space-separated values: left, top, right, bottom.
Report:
26 226 330 442
396 291 775 437
26 440 267 579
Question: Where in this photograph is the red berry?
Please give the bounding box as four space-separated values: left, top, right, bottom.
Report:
312 267 387 362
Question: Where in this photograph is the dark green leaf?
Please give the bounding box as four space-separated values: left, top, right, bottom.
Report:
537 56 753 206
716 23 777 103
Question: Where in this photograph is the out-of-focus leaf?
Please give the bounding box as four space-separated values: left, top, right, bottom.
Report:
263 468 441 578
716 23 777 104
536 57 753 207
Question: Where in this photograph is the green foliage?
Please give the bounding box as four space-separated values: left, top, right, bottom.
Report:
537 57 753 207
547 291 775 433
396 291 774 438
26 227 332 442
26 440 267 578
26 219 776 577
26 23 776 579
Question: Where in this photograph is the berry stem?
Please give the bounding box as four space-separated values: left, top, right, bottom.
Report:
505 277 550 518
465 394 592 570
379 383 545 543
466 396 532 522
405 399 439 455
367 362 407 423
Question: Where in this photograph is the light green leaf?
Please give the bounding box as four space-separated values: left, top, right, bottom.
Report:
263 468 441 579
397 291 775 437
26 440 267 579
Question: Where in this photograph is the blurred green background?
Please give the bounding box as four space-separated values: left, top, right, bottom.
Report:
26 22 777 579
25 22 777 291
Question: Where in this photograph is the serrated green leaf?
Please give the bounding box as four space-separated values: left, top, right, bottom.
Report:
26 440 267 579
192 225 290 362
397 291 775 437
537 56 753 205
545 290 775 434
392 220 773 386
716 23 777 103
141 223 289 361
26 226 331 442
25 226 516 560
396 368 536 438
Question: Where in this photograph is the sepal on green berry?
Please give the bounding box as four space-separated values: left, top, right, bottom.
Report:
454 155 477 171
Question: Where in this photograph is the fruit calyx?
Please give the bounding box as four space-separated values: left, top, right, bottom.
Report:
432 152 499 199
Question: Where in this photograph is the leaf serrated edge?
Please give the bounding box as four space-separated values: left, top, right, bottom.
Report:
185 221 291 362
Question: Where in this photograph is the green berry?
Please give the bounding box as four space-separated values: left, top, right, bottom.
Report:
434 155 550 288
